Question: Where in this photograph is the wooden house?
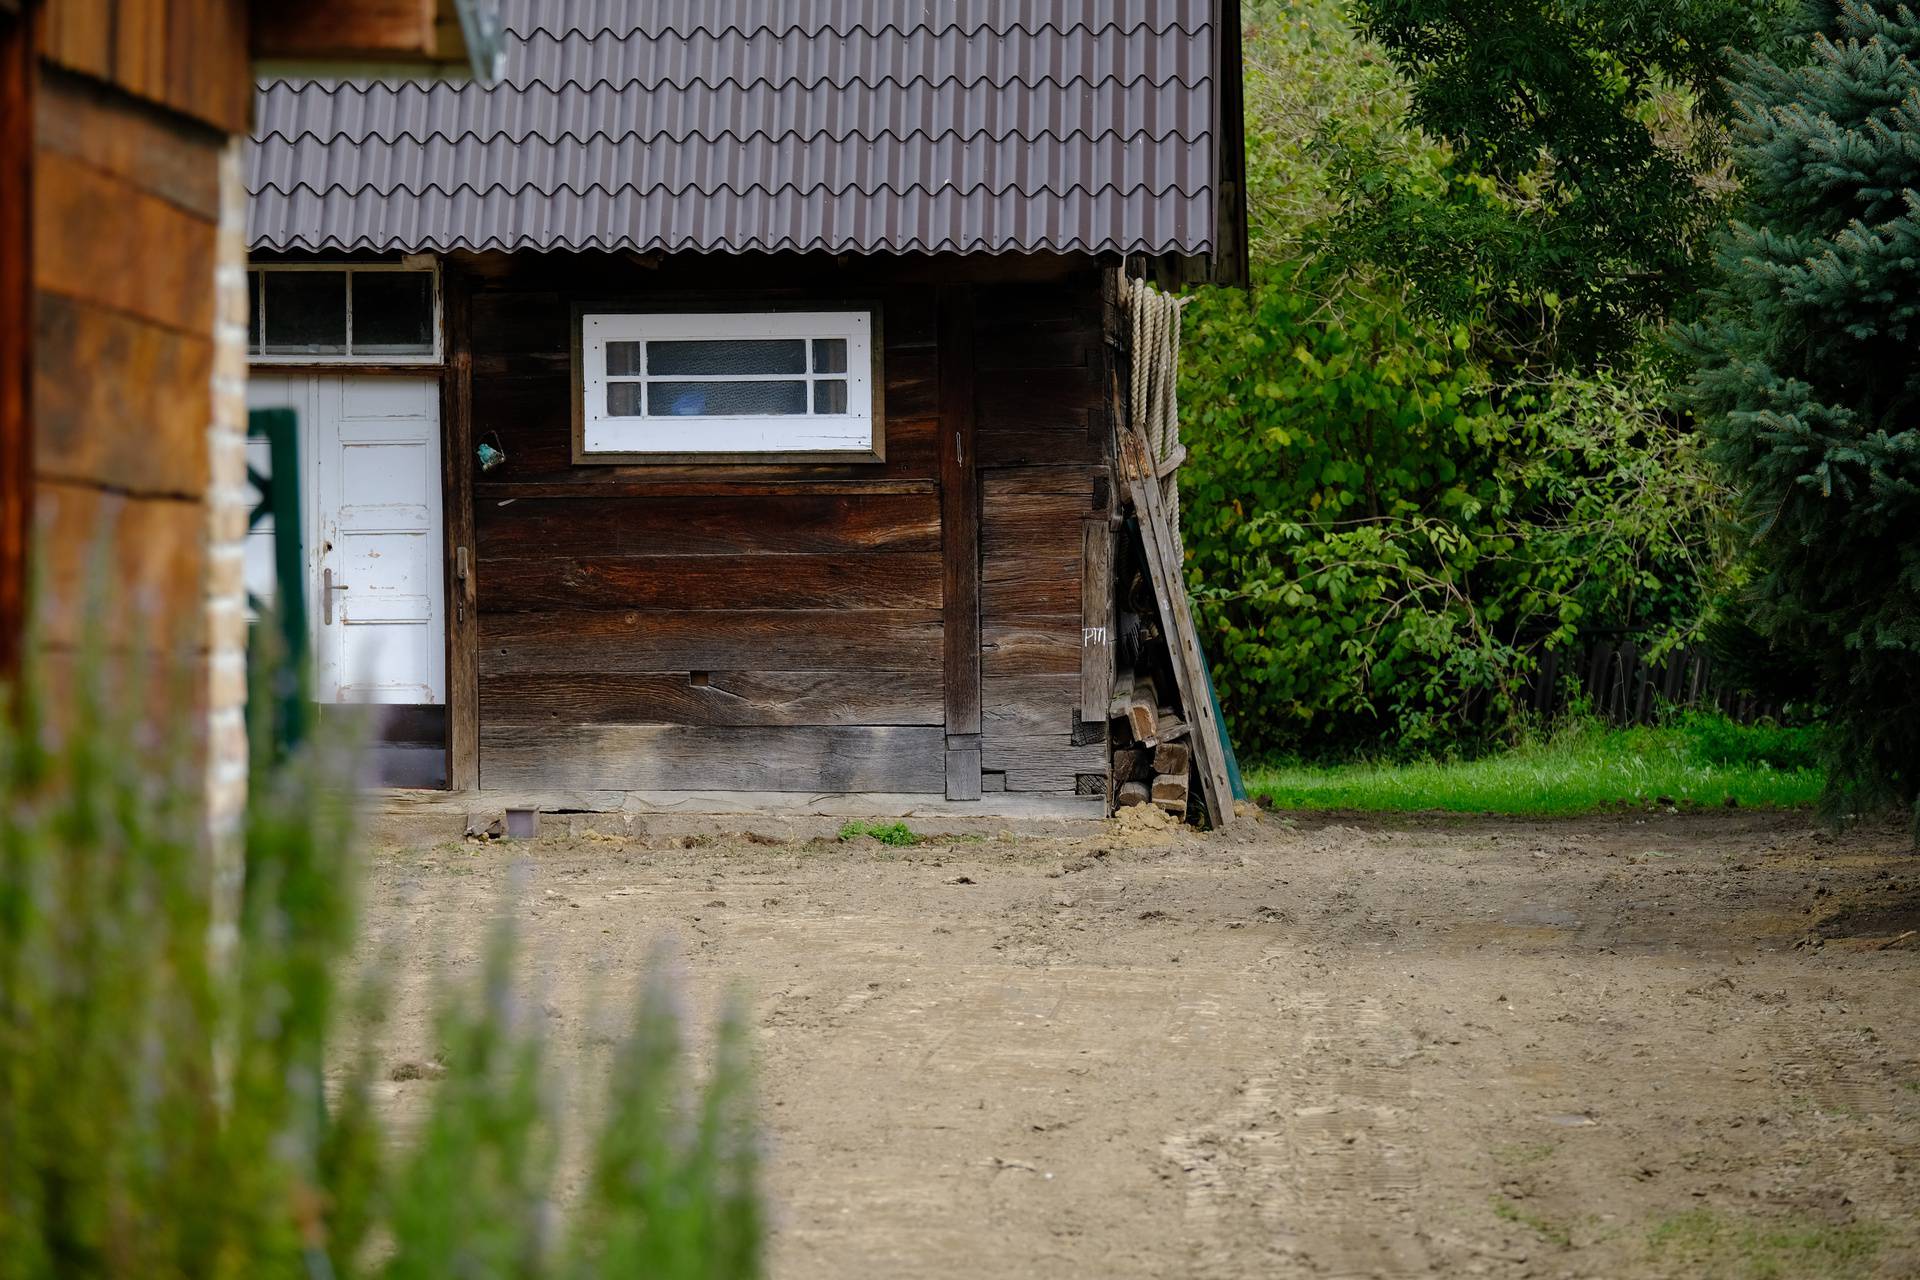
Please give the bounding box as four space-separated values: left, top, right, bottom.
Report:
0 0 496 834
243 2 1247 819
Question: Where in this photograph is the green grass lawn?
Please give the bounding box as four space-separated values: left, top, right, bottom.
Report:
1247 715 1824 817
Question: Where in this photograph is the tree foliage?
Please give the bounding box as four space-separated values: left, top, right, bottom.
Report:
1340 0 1792 366
1181 4 1725 760
1683 1 1920 829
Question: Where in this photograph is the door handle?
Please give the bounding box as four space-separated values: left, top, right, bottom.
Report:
323 566 349 624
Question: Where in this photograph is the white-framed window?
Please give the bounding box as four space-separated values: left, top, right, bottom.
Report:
247 262 441 364
576 309 879 461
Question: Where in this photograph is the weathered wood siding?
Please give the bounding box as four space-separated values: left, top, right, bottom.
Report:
975 277 1113 796
28 63 228 681
461 253 1112 798
40 0 250 134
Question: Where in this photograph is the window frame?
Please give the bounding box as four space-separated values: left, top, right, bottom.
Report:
247 261 443 366
571 303 885 465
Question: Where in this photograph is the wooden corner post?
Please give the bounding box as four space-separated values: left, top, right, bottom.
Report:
937 285 982 800
441 262 480 790
0 4 31 682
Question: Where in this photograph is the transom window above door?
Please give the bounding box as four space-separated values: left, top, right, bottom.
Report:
247 264 441 363
577 309 879 462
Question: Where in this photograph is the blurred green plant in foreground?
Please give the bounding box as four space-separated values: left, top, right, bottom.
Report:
0 643 760 1280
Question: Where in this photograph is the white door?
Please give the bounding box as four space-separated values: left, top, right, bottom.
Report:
244 375 445 705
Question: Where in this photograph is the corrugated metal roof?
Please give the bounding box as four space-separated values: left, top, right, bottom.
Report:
247 1 1225 259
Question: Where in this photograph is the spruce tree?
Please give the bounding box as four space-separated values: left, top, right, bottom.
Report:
1686 1 1920 833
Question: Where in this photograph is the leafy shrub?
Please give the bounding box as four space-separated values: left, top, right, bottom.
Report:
0 650 761 1280
1178 2 1728 761
1182 258 1721 759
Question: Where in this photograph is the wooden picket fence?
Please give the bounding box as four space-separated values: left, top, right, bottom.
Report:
1525 638 1788 727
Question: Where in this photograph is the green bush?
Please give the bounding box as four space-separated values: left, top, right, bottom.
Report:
1182 258 1720 759
0 651 761 1280
1179 3 1728 761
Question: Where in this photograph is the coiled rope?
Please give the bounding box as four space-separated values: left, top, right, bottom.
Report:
1126 276 1189 549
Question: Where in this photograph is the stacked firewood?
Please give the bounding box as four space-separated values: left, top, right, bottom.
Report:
1108 557 1194 817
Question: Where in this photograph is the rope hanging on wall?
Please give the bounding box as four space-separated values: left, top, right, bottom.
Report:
1125 276 1189 550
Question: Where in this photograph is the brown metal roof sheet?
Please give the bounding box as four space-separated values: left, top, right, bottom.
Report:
247 1 1230 261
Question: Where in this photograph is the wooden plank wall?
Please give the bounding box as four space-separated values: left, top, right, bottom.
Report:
465 253 947 793
40 0 250 134
460 253 1113 800
28 65 224 689
975 273 1114 797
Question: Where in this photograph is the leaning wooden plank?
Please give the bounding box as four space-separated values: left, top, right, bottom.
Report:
1118 428 1233 828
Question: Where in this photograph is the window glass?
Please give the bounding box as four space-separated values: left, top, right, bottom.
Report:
812 338 848 374
262 270 347 354
606 383 645 417
647 381 809 417
813 380 849 414
605 341 644 376
351 271 434 353
247 271 263 351
580 310 874 457
647 339 806 377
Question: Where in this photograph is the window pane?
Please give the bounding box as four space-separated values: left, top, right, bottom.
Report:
351 271 434 353
606 382 645 417
813 379 849 414
605 341 643 376
247 271 262 351
647 339 805 376
262 271 346 354
812 338 848 374
647 381 808 417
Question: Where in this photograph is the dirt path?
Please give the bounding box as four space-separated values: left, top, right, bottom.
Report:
359 809 1920 1278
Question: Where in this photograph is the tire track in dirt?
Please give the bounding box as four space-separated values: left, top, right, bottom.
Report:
1164 986 1428 1278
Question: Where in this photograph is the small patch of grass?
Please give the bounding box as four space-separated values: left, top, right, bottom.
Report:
1492 1139 1557 1166
836 820 920 847
1646 1208 1886 1279
1492 1197 1573 1248
1249 715 1824 817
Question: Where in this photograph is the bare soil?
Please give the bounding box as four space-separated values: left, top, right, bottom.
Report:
359 809 1920 1279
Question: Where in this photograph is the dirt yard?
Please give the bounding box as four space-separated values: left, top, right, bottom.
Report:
359 808 1920 1279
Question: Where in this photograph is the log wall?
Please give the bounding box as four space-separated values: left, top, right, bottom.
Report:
28 63 229 684
458 252 1114 799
